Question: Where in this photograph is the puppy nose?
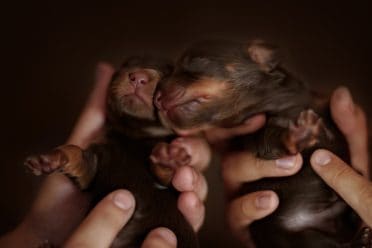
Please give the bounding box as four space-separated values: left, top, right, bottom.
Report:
129 71 149 87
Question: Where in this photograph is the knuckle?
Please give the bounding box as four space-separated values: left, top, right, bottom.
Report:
222 152 261 183
329 165 353 187
239 195 255 220
227 196 254 230
253 158 268 179
358 182 372 214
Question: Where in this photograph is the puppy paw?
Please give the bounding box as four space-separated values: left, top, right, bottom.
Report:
283 109 323 154
24 149 68 176
150 141 192 169
150 141 192 186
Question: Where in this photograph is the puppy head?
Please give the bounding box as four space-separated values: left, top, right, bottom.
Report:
155 40 283 135
107 56 174 137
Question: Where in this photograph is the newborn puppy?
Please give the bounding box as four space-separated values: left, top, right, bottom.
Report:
155 40 371 248
25 57 198 248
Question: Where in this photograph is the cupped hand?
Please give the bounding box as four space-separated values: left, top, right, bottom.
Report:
0 61 208 247
311 149 372 227
216 86 370 245
68 62 209 233
222 151 302 244
310 87 371 226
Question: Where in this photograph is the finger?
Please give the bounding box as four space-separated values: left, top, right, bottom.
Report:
172 166 208 201
222 152 303 191
330 87 369 177
227 191 279 240
177 192 205 231
204 114 266 145
67 62 115 148
141 227 177 248
89 62 115 109
311 149 372 226
171 137 211 171
65 189 135 248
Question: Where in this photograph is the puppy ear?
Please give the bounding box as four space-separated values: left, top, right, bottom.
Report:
246 40 280 72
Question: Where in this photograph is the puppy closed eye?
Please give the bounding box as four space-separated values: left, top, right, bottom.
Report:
183 96 211 109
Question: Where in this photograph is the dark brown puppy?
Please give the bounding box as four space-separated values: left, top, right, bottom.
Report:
25 57 198 248
155 40 371 248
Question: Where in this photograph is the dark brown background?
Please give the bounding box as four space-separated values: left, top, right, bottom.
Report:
1 1 371 247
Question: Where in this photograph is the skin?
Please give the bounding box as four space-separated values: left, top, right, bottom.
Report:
310 150 372 227
46 81 371 248
154 41 370 245
0 62 208 247
69 62 210 232
65 189 177 248
220 86 371 246
0 61 368 247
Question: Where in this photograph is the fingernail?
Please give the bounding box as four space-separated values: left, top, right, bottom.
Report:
255 193 273 209
313 150 331 166
335 87 354 113
155 228 177 245
112 190 134 210
276 156 297 169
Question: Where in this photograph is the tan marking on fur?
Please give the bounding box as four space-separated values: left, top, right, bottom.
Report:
283 109 328 154
56 145 97 190
225 63 237 73
188 77 229 97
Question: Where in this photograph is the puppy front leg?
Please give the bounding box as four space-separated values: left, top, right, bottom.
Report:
25 144 97 190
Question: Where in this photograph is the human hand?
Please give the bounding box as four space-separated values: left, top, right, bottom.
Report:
150 135 211 231
65 61 209 231
69 62 209 232
222 151 302 244
65 189 177 248
202 113 301 244
67 61 210 234
310 150 372 227
221 86 370 245
310 87 371 226
0 62 115 247
204 115 266 151
0 61 207 246
153 116 265 231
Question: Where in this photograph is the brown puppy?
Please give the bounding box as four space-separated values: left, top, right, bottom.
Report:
25 57 198 248
155 40 371 248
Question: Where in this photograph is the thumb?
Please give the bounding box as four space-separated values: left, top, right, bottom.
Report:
65 189 135 248
310 149 372 226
